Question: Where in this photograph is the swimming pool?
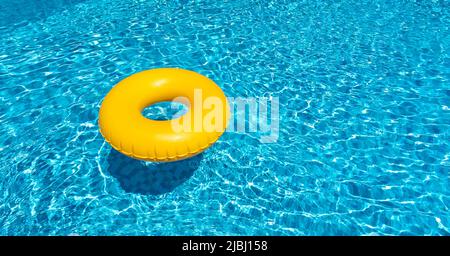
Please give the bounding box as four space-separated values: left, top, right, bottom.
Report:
0 0 449 235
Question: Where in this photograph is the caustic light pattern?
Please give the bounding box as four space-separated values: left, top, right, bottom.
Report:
0 0 449 235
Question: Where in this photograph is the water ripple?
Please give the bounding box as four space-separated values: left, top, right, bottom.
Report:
0 0 449 235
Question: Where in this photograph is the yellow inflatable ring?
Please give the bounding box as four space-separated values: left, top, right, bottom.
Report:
99 68 229 162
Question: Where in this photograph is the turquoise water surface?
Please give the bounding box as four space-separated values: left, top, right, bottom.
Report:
0 0 449 235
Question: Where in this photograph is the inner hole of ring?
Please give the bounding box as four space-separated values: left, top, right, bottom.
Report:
142 101 189 121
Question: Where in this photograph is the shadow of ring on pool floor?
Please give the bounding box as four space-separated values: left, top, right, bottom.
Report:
107 149 203 195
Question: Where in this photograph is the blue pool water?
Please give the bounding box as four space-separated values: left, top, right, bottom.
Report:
0 0 449 235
